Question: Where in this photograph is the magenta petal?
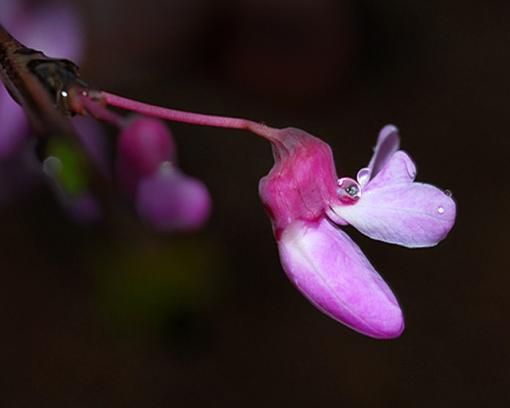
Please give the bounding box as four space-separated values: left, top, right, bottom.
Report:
332 151 456 248
367 125 400 180
278 218 404 339
136 168 211 233
0 86 29 160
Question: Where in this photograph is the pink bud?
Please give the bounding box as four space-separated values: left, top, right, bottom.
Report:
136 165 211 233
116 117 175 196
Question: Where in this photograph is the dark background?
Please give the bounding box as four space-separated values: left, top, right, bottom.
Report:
1 0 509 406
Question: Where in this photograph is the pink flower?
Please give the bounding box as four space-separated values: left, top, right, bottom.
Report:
259 125 456 338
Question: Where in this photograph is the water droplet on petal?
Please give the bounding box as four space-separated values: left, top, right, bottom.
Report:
444 189 452 197
437 206 445 214
337 177 362 204
356 167 371 187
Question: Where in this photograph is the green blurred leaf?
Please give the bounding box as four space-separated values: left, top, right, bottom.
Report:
47 140 89 195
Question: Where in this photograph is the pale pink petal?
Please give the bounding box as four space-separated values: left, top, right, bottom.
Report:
278 218 404 339
331 151 456 248
356 167 371 187
367 125 400 180
136 168 211 233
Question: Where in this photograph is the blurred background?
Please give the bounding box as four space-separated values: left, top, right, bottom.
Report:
1 0 509 406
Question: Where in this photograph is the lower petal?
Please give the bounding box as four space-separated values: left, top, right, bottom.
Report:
278 218 404 339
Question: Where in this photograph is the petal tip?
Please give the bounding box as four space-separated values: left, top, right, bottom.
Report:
362 308 405 340
329 292 405 339
381 124 399 135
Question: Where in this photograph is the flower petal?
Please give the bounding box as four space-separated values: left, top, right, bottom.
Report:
137 168 211 233
278 218 404 339
367 125 400 181
332 151 456 248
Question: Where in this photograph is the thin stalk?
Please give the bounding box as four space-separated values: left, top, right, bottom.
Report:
80 95 125 128
101 91 280 142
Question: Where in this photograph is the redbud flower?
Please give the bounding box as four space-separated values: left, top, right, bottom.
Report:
259 125 456 338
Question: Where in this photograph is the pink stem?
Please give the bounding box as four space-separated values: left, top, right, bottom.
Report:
80 95 124 128
101 91 279 141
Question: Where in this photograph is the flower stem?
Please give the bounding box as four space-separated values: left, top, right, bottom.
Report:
101 91 280 142
80 94 124 128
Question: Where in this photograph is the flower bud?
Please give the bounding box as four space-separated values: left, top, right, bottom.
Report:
136 163 211 232
116 117 175 196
